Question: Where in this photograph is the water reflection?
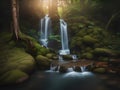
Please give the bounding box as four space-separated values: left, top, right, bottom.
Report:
0 71 108 90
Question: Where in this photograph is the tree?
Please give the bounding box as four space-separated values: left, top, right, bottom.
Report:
11 0 20 40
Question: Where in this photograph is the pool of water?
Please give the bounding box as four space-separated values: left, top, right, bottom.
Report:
0 71 119 90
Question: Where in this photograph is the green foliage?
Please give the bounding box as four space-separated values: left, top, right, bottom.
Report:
49 34 60 42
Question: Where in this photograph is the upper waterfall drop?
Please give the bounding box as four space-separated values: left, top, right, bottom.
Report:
59 19 70 55
40 14 51 48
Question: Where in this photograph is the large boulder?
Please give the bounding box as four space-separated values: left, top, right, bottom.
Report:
82 52 93 59
46 53 57 60
59 66 67 73
0 70 29 85
63 55 73 60
93 67 106 74
82 35 97 46
36 55 51 70
93 48 114 57
74 66 82 72
0 48 35 75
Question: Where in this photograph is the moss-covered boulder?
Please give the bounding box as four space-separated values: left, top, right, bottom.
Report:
93 68 106 74
36 55 51 70
82 52 93 59
17 33 50 56
93 48 114 57
82 35 97 45
0 70 28 85
0 48 35 75
46 53 57 60
63 55 73 60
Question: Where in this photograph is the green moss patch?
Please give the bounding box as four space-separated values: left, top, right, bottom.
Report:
0 70 28 85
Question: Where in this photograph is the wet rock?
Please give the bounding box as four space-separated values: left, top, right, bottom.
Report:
59 66 67 73
74 66 81 72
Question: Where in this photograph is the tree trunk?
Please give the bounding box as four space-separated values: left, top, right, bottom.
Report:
105 11 120 30
11 0 20 40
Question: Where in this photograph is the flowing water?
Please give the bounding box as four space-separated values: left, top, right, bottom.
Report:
59 19 70 55
40 15 51 47
0 71 119 90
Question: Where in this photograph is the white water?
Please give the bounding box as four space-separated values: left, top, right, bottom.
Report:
59 19 70 55
67 67 74 72
40 15 51 47
58 55 64 62
80 66 86 72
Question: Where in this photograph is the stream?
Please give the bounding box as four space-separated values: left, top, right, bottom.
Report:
0 71 119 90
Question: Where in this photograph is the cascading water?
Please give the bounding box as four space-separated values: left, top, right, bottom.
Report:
59 19 70 55
58 55 63 61
80 66 86 72
40 14 51 48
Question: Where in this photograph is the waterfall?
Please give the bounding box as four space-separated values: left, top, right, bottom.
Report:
80 66 86 72
59 19 70 55
58 55 64 61
40 14 51 48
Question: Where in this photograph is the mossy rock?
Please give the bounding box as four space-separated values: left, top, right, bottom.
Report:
36 55 51 70
93 68 106 74
82 35 97 45
46 53 55 59
17 33 50 56
63 55 73 60
82 52 93 59
94 48 114 57
0 70 29 85
0 48 35 74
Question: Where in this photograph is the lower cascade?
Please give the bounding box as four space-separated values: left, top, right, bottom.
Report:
47 63 87 73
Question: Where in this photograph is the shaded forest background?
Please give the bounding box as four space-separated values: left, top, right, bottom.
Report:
0 0 120 57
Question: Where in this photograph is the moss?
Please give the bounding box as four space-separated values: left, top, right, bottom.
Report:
0 48 35 74
63 55 73 60
98 57 109 62
17 33 50 56
82 52 93 59
0 70 28 85
46 53 55 59
36 55 51 70
93 68 106 74
94 48 114 57
82 35 97 45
